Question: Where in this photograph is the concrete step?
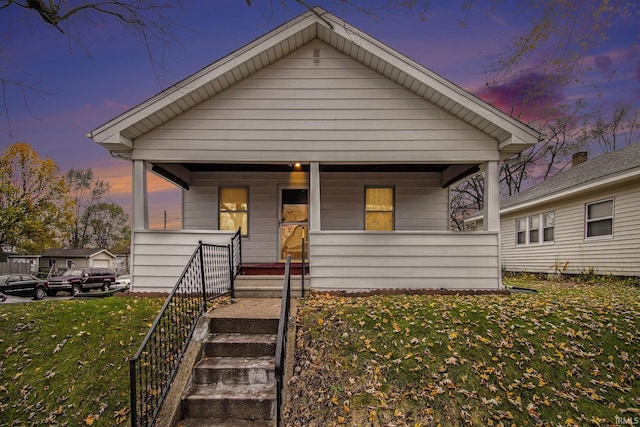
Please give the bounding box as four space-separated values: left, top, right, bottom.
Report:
210 317 279 335
177 418 273 427
233 275 309 298
181 383 275 420
204 333 276 358
193 356 274 385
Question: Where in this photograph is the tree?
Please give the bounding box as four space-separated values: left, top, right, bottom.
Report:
580 102 640 153
84 202 131 253
64 168 109 249
0 142 72 253
1 0 181 129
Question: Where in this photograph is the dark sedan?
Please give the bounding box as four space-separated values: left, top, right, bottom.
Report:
0 274 48 300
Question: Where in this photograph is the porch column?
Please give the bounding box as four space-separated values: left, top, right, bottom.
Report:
309 161 321 231
483 161 499 232
132 160 149 230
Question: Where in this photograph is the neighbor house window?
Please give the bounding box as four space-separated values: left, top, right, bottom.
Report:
219 187 248 236
586 199 613 238
365 187 394 230
516 212 554 245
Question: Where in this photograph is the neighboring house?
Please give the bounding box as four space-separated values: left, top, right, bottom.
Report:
39 248 116 276
469 143 640 277
87 8 539 293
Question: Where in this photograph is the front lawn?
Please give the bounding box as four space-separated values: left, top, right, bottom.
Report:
286 277 640 426
0 296 164 426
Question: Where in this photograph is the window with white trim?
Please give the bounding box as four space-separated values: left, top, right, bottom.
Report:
219 187 248 236
586 199 613 238
516 212 554 245
365 187 394 230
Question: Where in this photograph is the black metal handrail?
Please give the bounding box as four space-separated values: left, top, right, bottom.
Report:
129 233 241 427
301 236 306 297
275 255 292 427
230 228 242 282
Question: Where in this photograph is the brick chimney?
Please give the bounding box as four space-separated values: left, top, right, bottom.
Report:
572 151 588 167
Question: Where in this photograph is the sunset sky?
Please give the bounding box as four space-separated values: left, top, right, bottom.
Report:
2 1 638 229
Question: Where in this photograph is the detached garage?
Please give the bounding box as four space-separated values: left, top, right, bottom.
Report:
39 248 116 276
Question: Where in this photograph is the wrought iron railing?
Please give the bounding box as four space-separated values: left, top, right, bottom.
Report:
275 255 292 427
301 236 306 297
129 231 241 427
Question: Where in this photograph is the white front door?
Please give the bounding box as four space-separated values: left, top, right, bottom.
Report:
279 188 309 261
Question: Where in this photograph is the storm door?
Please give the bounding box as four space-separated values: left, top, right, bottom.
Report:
279 188 309 261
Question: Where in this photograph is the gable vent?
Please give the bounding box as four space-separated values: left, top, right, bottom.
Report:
313 49 320 65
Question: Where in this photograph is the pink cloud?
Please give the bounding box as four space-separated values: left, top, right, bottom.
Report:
475 72 566 121
104 100 129 111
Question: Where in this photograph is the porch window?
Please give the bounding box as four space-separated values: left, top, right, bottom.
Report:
365 187 394 230
219 187 248 236
516 212 554 245
586 199 613 238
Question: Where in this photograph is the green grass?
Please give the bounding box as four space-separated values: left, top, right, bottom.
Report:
286 277 640 426
0 296 164 426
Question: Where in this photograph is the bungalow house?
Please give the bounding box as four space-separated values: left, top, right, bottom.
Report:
469 143 640 277
87 7 539 293
39 248 116 276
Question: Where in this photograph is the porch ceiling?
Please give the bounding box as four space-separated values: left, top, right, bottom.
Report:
182 163 450 173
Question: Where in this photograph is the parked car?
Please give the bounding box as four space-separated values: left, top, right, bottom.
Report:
0 274 48 300
47 267 116 296
115 274 131 288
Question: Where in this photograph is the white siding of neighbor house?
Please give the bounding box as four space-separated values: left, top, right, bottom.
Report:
131 39 497 164
131 230 235 292
310 231 501 290
183 171 449 264
500 180 640 276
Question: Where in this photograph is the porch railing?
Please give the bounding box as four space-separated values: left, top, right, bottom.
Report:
275 255 292 427
129 230 241 427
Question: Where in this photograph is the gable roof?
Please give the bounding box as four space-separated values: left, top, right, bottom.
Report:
501 142 640 213
87 7 539 157
40 248 116 259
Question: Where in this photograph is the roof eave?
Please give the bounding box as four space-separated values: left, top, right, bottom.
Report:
501 167 640 215
88 7 540 154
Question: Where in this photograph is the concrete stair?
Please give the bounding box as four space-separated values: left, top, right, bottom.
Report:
233 275 309 298
178 316 279 426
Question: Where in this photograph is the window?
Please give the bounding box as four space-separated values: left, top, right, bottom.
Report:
542 212 554 242
516 212 554 245
528 215 540 243
586 199 613 238
365 187 394 230
219 187 248 236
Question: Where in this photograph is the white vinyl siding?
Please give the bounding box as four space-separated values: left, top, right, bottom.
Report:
130 230 235 292
501 181 640 276
310 231 500 290
132 40 497 164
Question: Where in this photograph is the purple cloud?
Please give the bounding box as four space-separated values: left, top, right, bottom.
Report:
476 72 566 120
594 55 613 72
636 63 640 83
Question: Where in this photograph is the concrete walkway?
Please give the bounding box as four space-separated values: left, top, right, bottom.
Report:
211 297 282 319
